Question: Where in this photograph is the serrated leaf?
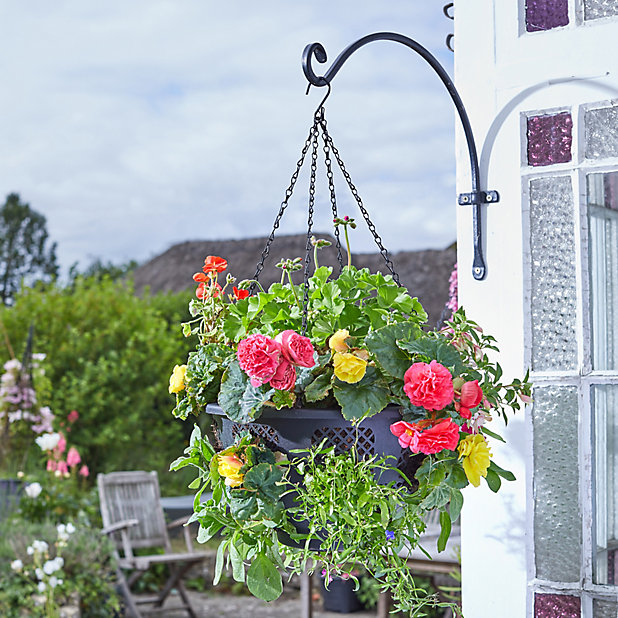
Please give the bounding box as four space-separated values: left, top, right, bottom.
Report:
449 489 463 522
244 462 285 503
271 389 296 410
364 323 419 379
304 370 333 403
218 360 251 422
333 366 390 422
247 553 283 602
240 384 275 421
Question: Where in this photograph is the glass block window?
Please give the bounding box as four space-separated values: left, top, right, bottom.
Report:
593 598 618 617
585 0 618 21
535 593 581 617
528 112 573 166
526 0 569 31
529 176 578 371
587 172 618 371
533 385 581 582
585 105 618 160
594 385 618 585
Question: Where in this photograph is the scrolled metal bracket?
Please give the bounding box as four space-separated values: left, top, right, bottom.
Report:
302 31 497 281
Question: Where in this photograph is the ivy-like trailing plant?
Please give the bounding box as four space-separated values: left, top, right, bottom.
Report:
169 243 532 615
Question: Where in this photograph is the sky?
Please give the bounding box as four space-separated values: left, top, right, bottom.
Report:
0 1 456 272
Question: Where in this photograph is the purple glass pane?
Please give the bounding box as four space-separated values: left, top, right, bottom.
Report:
527 112 573 166
526 0 569 31
535 594 581 618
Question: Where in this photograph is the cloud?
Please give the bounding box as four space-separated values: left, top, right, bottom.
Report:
0 0 456 270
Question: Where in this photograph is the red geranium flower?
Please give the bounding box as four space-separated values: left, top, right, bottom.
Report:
193 272 209 282
203 256 227 273
196 281 222 299
233 286 249 300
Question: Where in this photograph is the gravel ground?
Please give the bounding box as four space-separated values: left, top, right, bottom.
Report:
138 588 378 617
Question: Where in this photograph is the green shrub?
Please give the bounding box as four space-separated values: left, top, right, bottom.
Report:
0 276 194 493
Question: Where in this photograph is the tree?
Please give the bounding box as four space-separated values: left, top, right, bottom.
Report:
0 193 58 305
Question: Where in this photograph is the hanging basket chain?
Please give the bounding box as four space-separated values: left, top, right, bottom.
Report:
301 120 320 335
251 120 318 290
318 110 344 275
320 123 402 286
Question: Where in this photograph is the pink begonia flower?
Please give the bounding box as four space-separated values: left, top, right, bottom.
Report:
67 410 79 423
56 461 69 476
237 334 282 387
410 419 461 455
66 447 81 467
269 358 297 391
274 330 316 368
390 421 419 449
403 361 454 411
455 380 483 419
78 465 89 478
55 434 67 456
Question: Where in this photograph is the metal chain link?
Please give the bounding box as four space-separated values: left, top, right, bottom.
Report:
251 120 318 290
318 112 344 275
301 119 320 335
321 125 402 286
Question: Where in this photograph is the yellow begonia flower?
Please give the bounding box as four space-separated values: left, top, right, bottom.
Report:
333 352 367 384
458 434 492 487
329 329 350 353
168 364 187 394
217 454 244 487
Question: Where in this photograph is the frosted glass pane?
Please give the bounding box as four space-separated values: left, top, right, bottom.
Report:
588 172 618 371
594 385 618 585
585 0 618 21
533 385 581 582
527 112 573 166
594 599 618 617
585 106 618 160
526 0 569 31
529 176 578 371
535 593 580 617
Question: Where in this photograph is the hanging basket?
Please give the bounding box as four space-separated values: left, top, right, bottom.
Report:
209 403 423 488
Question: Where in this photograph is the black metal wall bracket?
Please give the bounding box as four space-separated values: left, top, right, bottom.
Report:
458 191 499 205
302 31 495 281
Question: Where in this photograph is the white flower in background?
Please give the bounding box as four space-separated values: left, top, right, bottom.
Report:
48 576 63 588
37 582 46 593
3 359 21 372
57 522 76 542
30 540 49 555
25 482 42 498
66 522 75 534
43 557 63 575
27 546 34 555
35 432 60 451
35 567 44 580
10 559 23 572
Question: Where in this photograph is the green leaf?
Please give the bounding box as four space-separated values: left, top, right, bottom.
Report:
449 489 464 522
480 426 506 443
420 485 451 510
188 477 201 489
437 510 452 553
397 337 466 376
240 384 275 421
244 463 285 503
304 370 333 403
197 520 223 543
485 469 502 492
379 500 390 528
271 389 296 410
333 366 390 422
445 464 468 489
213 539 229 587
364 322 419 379
218 360 251 422
228 491 258 519
246 553 283 602
229 540 245 583
488 460 516 481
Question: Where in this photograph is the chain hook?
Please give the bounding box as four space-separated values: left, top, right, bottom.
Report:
306 81 332 118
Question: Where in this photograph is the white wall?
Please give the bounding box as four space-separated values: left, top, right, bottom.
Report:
455 1 618 616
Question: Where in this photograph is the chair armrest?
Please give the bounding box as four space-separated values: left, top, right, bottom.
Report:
166 515 190 530
101 519 139 536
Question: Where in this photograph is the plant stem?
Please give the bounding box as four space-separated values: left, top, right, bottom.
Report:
286 271 302 311
313 246 319 271
343 226 352 268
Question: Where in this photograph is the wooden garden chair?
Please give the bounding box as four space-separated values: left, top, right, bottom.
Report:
98 470 207 617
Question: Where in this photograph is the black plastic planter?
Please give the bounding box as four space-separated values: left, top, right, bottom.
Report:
321 576 364 613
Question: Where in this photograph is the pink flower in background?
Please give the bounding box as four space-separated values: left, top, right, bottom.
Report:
446 262 458 312
67 410 79 423
46 459 57 472
55 434 67 456
269 358 297 391
237 334 282 387
275 330 316 368
56 461 69 476
390 421 419 449
79 465 89 478
66 447 81 467
403 361 454 411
